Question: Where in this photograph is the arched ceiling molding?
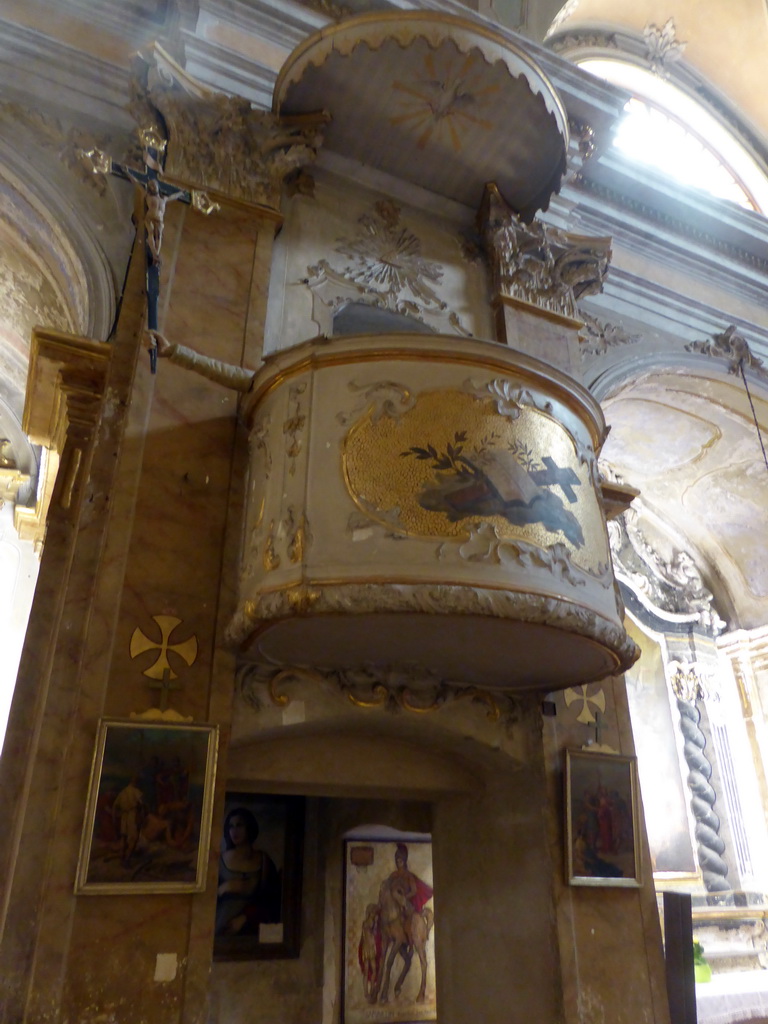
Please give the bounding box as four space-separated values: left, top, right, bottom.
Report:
598 359 768 629
545 23 768 201
0 132 121 344
588 348 768 404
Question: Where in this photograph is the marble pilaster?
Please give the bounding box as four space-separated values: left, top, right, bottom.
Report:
542 675 671 1024
0 94 297 1020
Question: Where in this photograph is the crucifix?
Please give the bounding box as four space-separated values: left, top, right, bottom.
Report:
80 127 218 372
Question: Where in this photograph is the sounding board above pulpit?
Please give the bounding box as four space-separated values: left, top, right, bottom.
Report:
229 332 638 690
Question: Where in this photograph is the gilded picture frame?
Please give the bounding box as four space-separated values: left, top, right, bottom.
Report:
565 749 641 888
75 718 218 894
213 792 305 961
343 838 437 1024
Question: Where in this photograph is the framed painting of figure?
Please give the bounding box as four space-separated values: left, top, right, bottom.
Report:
343 838 437 1024
565 749 641 888
75 718 218 894
213 792 304 960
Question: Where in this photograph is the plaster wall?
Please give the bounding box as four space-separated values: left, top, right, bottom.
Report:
213 703 564 1024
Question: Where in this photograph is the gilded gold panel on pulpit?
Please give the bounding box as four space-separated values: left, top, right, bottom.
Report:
343 387 607 572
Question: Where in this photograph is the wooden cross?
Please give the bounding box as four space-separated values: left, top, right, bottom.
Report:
593 710 604 745
148 668 183 711
80 128 217 372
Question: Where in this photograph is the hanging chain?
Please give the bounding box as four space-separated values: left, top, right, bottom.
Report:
739 360 768 472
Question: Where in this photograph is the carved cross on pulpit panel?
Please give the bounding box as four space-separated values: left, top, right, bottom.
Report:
80 128 218 372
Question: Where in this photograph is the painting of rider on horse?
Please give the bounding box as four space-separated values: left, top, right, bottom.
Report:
344 840 436 1023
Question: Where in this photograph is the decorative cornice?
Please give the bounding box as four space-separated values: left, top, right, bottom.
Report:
180 34 279 110
570 173 768 275
0 18 132 127
22 329 111 527
548 30 618 57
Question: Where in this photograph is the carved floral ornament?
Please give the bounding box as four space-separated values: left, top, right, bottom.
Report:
668 660 713 704
579 312 641 357
686 324 767 381
129 46 328 210
643 18 687 76
237 662 522 726
609 508 725 634
303 199 470 335
479 184 611 320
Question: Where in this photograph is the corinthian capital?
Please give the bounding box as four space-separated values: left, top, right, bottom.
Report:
479 183 611 320
131 45 328 211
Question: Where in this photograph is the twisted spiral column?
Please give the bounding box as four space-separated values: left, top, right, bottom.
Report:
677 697 730 893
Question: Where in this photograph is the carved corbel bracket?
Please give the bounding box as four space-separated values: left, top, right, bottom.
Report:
130 45 329 213
22 328 111 533
479 183 611 321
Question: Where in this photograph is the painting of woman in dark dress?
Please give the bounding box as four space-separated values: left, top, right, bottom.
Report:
214 793 304 960
216 807 281 936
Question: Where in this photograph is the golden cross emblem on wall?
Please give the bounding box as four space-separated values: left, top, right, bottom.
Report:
129 615 198 680
563 684 606 725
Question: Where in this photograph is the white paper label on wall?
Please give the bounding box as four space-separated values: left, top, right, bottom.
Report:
282 700 305 725
154 953 178 982
259 923 284 943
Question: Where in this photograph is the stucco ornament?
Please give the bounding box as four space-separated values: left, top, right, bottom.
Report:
686 324 767 380
467 377 553 417
437 521 612 591
132 45 327 209
237 661 521 725
480 184 611 319
337 379 416 427
643 18 687 76
579 312 641 357
304 200 471 335
611 508 726 634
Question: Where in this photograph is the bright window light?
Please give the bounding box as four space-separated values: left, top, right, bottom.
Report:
578 59 768 213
